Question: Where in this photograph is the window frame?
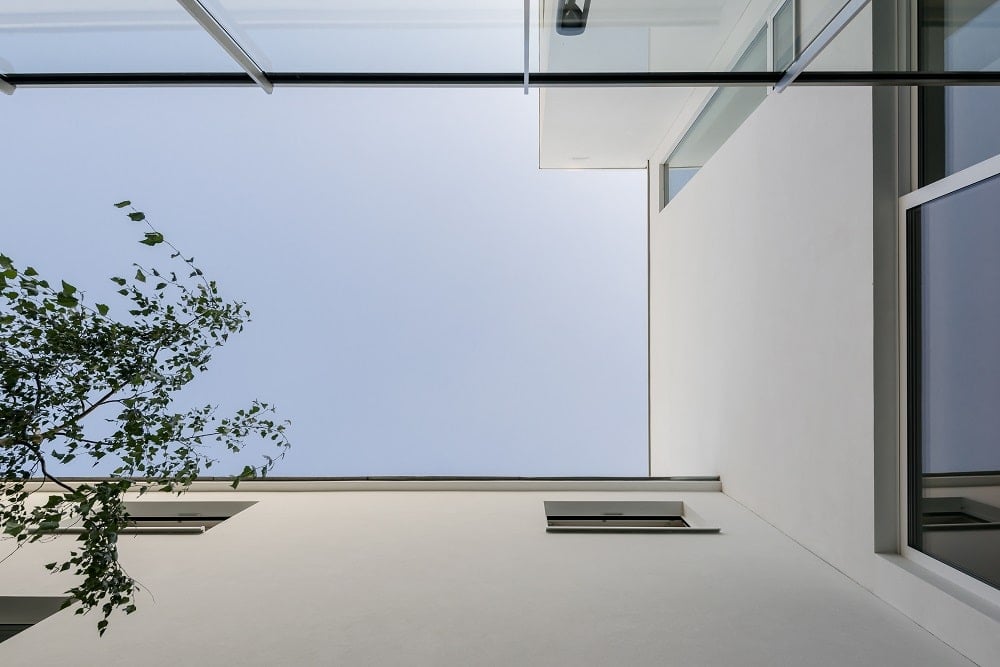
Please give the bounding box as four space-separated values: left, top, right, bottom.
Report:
0 597 67 643
897 152 1000 607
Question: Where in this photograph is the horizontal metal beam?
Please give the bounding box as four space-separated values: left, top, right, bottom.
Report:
175 0 272 93
3 71 1000 89
273 72 785 86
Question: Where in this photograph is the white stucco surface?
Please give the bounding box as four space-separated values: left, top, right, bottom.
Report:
646 80 1000 666
0 489 971 666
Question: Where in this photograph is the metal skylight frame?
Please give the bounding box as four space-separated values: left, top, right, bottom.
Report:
2 0 1000 94
774 0 872 92
4 71 1000 90
176 0 272 93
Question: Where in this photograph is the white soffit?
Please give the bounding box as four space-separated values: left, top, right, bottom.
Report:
538 0 776 169
540 87 693 169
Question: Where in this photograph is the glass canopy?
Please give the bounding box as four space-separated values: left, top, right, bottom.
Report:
3 0 997 87
0 1 241 74
207 0 525 72
3 2 997 174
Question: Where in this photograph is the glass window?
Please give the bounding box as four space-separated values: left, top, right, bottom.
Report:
907 172 1000 590
661 166 699 207
919 0 1000 185
0 1 242 74
663 26 768 198
772 0 797 71
0 597 66 643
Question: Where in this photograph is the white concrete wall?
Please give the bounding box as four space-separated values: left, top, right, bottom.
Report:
0 489 970 666
646 16 1000 662
649 84 875 479
648 83 875 514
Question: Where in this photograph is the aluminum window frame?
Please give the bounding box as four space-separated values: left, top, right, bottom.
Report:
897 152 1000 608
543 500 719 533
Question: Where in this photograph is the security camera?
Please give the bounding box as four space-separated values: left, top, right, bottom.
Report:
556 0 592 36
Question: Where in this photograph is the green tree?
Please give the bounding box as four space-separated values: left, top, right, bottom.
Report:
0 202 290 634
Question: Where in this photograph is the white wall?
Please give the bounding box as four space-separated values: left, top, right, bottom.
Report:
648 83 875 518
538 0 778 169
0 488 971 666
646 21 1000 663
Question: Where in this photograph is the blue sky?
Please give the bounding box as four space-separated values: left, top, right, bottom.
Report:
1 85 647 476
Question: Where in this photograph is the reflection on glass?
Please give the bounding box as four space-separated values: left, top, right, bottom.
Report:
919 0 1000 184
664 27 768 183
772 0 796 71
0 1 241 73
542 0 782 73
665 167 699 204
908 173 1000 591
796 0 854 58
211 0 523 72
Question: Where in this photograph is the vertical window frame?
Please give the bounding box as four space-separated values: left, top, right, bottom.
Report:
898 152 1000 607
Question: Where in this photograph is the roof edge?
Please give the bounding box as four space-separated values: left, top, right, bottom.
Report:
21 476 721 493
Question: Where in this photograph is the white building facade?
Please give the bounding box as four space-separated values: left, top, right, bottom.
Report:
0 480 985 665
2 1 1000 664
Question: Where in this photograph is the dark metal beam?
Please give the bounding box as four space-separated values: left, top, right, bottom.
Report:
3 71 1000 89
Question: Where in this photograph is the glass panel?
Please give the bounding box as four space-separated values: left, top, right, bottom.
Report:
666 166 699 203
772 0 796 71
0 1 242 74
909 173 1000 590
539 0 867 74
797 0 853 56
211 0 524 72
541 0 779 73
800 0 873 72
919 0 1000 184
666 27 768 171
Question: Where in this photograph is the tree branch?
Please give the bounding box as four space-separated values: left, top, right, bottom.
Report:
33 371 42 417
44 385 120 441
26 444 76 494
135 212 212 293
51 433 107 446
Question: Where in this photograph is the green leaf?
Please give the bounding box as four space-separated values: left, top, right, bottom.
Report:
114 200 131 208
56 293 79 308
127 212 145 222
0 207 291 635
